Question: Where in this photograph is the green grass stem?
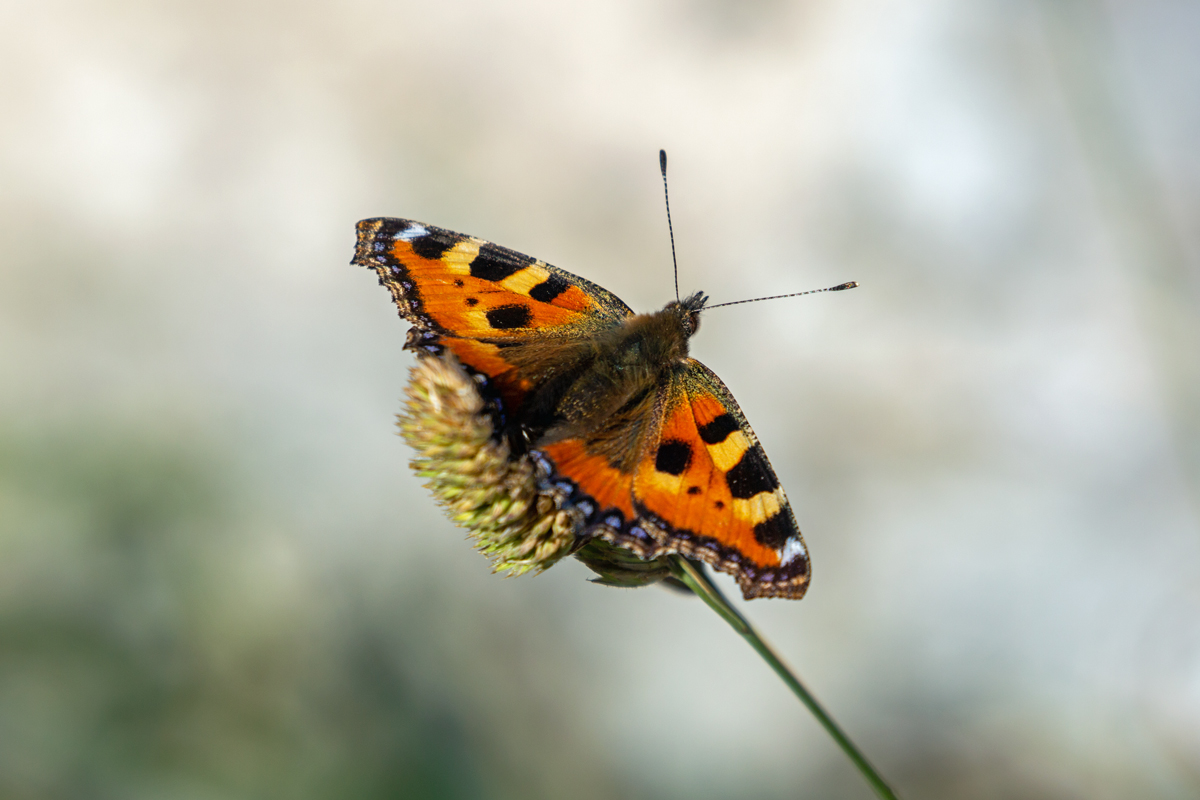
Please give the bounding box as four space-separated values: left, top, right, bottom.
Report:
668 556 900 800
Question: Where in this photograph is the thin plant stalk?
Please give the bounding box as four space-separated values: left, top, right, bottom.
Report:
668 556 900 800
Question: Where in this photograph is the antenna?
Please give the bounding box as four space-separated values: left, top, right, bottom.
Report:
705 281 859 310
658 149 858 309
660 149 680 302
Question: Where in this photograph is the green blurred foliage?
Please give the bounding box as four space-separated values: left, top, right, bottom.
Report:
0 426 512 800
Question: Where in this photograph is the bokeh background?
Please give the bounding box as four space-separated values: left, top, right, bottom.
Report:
3 1 1199 798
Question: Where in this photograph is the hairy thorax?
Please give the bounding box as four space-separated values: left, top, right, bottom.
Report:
517 303 697 449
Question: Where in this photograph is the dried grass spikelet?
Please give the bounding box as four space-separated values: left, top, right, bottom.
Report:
397 351 579 575
398 350 677 586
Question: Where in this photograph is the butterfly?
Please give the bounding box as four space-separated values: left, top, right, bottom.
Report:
354 216 816 600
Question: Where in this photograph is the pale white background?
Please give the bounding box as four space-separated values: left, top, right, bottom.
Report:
2 1 1199 798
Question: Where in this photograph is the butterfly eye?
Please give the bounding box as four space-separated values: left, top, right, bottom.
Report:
677 291 707 338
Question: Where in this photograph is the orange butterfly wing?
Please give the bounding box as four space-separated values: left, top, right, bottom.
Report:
354 218 632 333
354 217 633 413
631 360 809 599
536 360 810 600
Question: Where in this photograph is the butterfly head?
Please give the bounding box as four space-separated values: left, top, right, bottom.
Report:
670 290 709 338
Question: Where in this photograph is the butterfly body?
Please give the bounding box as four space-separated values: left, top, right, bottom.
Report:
502 292 706 455
355 216 810 599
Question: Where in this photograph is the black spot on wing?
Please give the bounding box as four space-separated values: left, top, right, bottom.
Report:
686 485 701 495
486 304 532 329
465 297 478 306
410 230 460 260
655 440 692 476
698 413 739 445
470 243 532 282
529 274 570 303
753 512 795 550
725 445 778 499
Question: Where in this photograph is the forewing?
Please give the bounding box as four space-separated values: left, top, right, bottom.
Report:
630 359 810 600
354 217 636 416
353 217 633 340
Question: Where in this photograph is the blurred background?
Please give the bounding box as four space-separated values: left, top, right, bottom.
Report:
2 0 1199 797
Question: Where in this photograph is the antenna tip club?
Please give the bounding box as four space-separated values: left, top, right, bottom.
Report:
659 149 667 175
832 281 858 291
